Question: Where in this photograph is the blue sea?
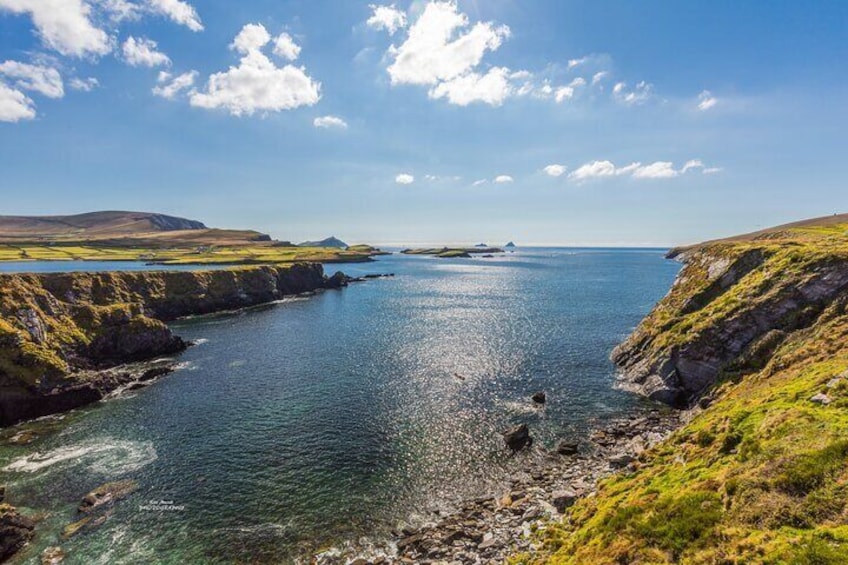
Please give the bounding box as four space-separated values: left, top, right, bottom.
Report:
0 248 679 564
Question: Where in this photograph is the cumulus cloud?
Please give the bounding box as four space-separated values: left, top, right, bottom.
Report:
69 76 99 91
543 164 567 177
570 159 720 181
567 56 588 69
395 173 414 184
122 36 171 67
428 66 512 106
367 4 407 35
591 71 608 85
697 89 717 111
378 1 515 106
0 81 35 121
190 23 320 116
152 70 196 99
494 175 513 183
0 0 111 57
147 0 202 31
386 1 509 86
0 60 63 98
273 32 301 61
313 115 348 129
570 160 640 181
612 80 653 106
631 161 678 179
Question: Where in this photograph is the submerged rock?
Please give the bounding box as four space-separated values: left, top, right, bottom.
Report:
78 480 138 513
531 391 546 404
503 423 532 451
41 546 65 564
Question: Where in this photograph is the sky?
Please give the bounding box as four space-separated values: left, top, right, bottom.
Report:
0 0 847 247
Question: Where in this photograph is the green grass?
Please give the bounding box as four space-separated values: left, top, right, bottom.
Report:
526 223 848 564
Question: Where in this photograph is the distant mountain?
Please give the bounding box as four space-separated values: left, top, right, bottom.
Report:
505 241 516 247
298 236 348 248
0 211 207 238
475 243 488 247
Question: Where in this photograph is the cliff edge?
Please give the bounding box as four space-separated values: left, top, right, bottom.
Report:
519 217 848 564
0 263 343 427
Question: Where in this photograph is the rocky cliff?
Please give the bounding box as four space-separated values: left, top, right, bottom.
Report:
520 218 848 564
612 224 848 407
0 263 344 426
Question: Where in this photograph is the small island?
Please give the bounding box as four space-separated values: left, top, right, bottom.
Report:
400 246 504 258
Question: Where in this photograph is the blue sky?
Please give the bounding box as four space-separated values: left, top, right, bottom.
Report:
0 0 846 246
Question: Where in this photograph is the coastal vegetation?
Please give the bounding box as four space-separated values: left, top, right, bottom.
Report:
515 215 848 564
0 211 384 265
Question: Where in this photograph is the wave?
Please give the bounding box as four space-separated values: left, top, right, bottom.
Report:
3 438 157 475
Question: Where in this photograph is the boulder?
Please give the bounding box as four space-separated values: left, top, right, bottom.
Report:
609 453 635 469
0 504 35 561
555 440 579 455
503 423 532 451
531 391 546 404
810 393 832 405
550 489 578 513
325 271 349 289
78 480 138 513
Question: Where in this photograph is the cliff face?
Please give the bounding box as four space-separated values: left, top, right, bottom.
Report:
0 263 340 426
612 231 848 406
525 221 848 564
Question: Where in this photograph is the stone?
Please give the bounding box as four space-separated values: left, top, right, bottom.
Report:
78 480 138 513
41 546 65 564
550 489 578 513
555 440 579 455
503 423 532 451
810 393 832 405
531 391 546 404
0 506 35 561
609 453 635 469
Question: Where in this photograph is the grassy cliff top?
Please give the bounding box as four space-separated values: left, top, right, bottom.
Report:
515 218 848 564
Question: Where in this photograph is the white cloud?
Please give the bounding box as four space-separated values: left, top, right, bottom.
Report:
703 167 723 175
0 0 111 57
69 76 98 91
367 4 407 35
152 70 196 99
697 89 717 111
632 161 678 179
471 179 487 186
567 56 588 69
428 66 512 106
570 158 720 181
494 174 513 183
146 0 202 31
0 81 35 121
190 23 320 116
591 71 608 85
95 0 140 22
272 32 301 61
385 1 510 88
543 164 567 177
231 23 271 54
122 36 171 67
0 61 63 98
570 160 640 181
680 159 704 174
395 173 414 184
612 80 653 106
313 115 348 129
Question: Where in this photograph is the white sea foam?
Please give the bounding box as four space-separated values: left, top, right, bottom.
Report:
193 338 209 345
4 438 157 475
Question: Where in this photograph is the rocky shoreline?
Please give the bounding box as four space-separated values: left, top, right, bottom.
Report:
312 408 684 565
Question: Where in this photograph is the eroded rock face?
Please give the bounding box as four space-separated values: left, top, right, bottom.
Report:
503 423 532 451
0 263 336 426
0 504 35 561
613 242 848 407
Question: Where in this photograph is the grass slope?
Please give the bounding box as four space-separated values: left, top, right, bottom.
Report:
516 221 848 564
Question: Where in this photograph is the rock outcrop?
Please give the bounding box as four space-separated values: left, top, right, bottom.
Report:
0 263 340 426
613 236 848 406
